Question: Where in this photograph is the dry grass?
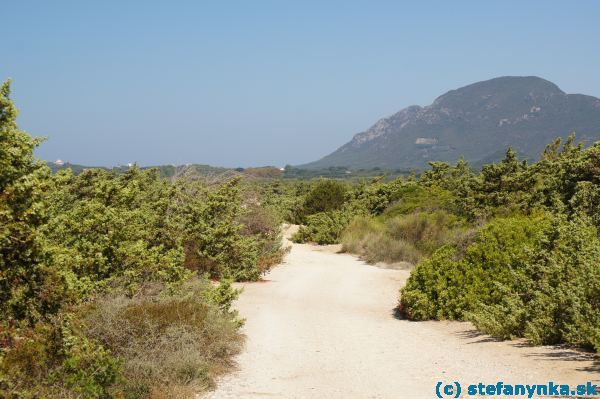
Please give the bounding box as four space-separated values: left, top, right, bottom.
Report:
341 211 472 265
341 217 421 264
385 211 465 253
80 279 243 399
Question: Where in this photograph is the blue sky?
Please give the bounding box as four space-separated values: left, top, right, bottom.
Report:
2 1 600 167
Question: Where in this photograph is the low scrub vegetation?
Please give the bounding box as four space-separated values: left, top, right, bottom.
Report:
291 178 404 244
0 81 286 398
284 132 600 352
1 279 243 398
399 138 600 352
79 280 243 398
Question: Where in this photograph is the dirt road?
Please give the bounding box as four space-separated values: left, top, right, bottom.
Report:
205 229 598 398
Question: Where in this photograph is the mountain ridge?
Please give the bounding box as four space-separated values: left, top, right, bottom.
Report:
300 76 600 169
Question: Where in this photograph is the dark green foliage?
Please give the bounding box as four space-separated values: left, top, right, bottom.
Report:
571 181 600 227
398 138 600 352
475 148 529 211
290 179 353 244
344 177 405 216
382 184 456 218
300 179 348 219
43 168 188 297
470 216 599 350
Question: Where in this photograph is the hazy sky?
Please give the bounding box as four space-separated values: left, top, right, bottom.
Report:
3 1 600 167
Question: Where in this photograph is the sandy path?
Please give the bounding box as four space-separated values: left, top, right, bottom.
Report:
205 230 598 399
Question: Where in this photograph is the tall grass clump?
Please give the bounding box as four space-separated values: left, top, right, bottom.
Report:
341 217 421 264
384 211 470 255
341 210 472 265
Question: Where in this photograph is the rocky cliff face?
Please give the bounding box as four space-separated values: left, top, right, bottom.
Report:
300 76 600 169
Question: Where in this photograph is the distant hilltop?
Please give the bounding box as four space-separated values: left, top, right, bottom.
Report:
299 76 600 169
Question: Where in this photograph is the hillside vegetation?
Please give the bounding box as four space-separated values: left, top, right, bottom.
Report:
290 136 600 352
0 81 287 398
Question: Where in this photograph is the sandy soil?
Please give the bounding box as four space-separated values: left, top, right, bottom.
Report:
204 227 598 398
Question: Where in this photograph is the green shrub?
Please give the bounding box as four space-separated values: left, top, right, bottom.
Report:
400 214 600 352
44 170 284 286
292 210 351 244
397 246 461 320
293 178 416 245
343 177 405 216
397 137 600 351
0 80 52 324
399 214 550 320
469 216 600 350
300 179 348 219
253 180 311 224
570 180 600 227
239 203 288 275
0 316 121 398
178 177 265 281
383 185 456 218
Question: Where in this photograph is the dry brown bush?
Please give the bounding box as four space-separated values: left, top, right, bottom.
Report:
79 279 243 398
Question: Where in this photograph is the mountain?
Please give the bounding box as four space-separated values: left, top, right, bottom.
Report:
300 76 600 169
